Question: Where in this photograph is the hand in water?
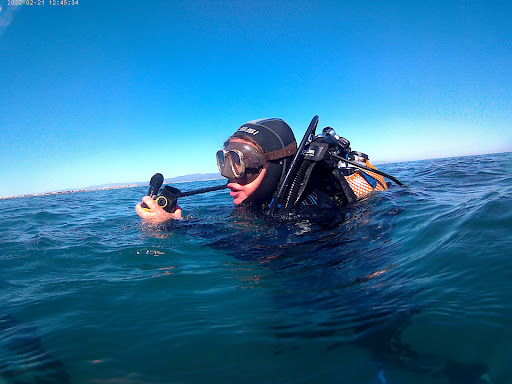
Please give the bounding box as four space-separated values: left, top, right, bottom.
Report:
135 195 183 223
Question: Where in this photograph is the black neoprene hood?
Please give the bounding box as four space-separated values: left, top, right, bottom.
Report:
232 118 296 154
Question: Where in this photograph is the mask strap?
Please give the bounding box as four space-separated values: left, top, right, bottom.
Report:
262 141 297 162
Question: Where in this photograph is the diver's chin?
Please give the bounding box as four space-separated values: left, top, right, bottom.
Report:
232 195 247 205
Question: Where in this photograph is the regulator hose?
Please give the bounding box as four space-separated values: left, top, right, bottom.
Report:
268 115 319 215
331 154 405 187
281 159 312 212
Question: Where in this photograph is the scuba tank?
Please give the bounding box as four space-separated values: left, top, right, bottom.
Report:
268 116 404 216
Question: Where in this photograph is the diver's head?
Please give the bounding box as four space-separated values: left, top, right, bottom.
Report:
217 118 297 206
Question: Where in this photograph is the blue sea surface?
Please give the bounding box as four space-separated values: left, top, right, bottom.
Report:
1 152 511 384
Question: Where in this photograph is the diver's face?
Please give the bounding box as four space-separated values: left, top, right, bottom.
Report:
225 138 266 205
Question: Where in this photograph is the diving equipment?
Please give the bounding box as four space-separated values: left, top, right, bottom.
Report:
154 185 181 213
141 173 227 213
141 173 164 209
268 116 405 216
216 140 296 184
268 115 319 215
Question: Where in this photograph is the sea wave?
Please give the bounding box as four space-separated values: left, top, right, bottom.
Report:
1 153 511 383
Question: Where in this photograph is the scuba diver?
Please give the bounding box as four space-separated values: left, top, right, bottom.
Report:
135 116 402 224
133 119 494 383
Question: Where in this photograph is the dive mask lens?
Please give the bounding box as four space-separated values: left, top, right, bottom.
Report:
216 150 226 171
216 149 245 179
228 150 244 178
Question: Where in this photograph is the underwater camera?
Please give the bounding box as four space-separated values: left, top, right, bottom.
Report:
140 173 179 213
153 185 181 213
141 173 227 213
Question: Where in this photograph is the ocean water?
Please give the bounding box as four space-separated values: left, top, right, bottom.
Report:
1 152 511 384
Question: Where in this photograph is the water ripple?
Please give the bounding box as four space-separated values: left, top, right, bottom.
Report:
1 153 511 383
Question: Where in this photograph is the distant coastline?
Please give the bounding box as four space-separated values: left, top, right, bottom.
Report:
0 173 223 200
3 152 510 200
0 184 141 200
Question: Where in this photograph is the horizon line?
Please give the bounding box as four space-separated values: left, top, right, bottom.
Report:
1 151 510 200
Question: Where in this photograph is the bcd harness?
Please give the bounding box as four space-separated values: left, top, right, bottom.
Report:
268 116 404 216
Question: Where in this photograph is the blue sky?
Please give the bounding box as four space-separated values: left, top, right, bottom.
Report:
1 0 511 198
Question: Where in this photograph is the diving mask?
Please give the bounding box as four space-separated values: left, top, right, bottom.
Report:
216 140 297 184
216 142 266 184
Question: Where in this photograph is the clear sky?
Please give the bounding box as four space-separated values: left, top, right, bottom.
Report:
1 0 511 198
